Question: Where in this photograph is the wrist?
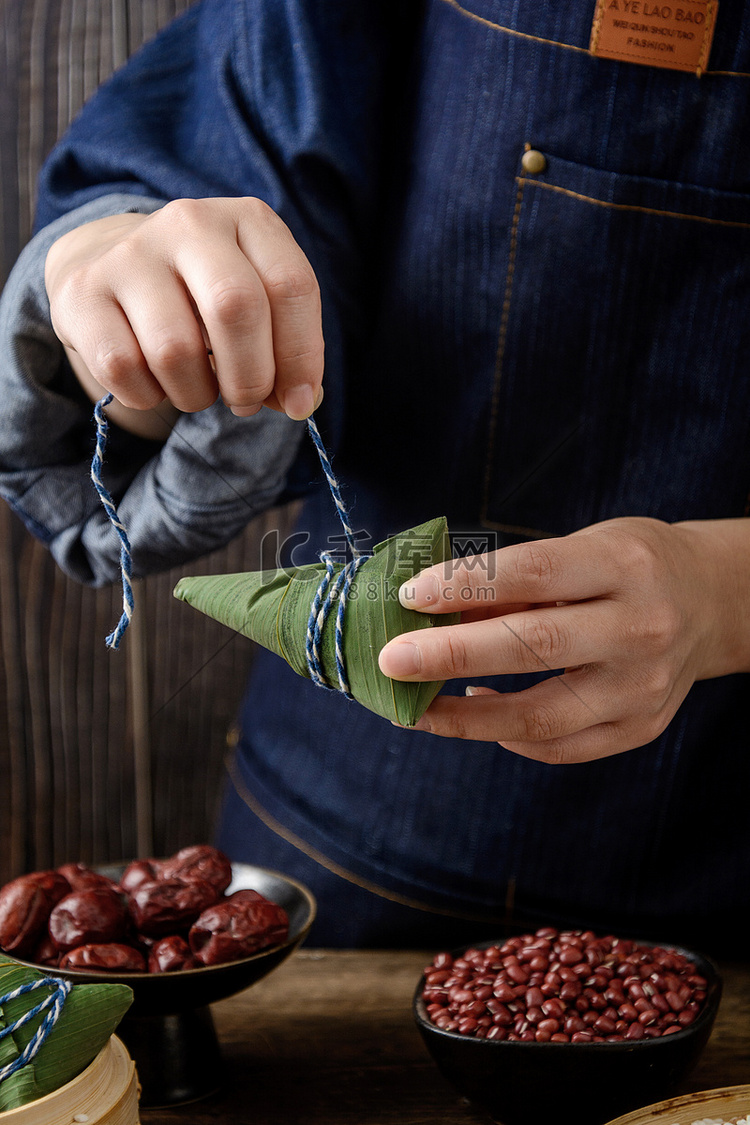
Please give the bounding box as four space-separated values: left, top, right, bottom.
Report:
673 518 750 678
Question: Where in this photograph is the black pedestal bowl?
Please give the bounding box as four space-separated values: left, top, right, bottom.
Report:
13 863 315 1108
413 939 722 1125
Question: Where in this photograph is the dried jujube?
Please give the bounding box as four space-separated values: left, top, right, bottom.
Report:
160 844 233 895
148 935 196 972
0 871 71 957
57 862 118 893
119 859 162 895
49 886 128 952
31 932 61 967
0 845 289 973
60 942 147 972
129 876 220 936
189 889 289 965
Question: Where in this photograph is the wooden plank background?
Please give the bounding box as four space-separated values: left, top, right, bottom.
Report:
0 0 296 882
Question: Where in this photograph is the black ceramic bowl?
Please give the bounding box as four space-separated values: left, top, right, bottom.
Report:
12 863 316 1108
413 939 722 1125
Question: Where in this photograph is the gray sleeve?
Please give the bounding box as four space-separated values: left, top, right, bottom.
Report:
0 194 305 586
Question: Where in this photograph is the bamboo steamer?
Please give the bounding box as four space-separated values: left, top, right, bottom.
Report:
0 1037 139 1125
605 1084 750 1124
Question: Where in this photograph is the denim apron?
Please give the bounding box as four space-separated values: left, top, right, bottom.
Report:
220 0 750 954
30 0 749 952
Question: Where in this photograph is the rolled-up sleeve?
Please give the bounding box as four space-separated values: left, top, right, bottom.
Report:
0 194 305 586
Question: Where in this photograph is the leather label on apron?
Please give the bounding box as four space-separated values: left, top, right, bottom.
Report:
590 0 718 75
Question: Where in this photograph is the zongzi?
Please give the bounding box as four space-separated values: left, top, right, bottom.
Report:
174 516 459 726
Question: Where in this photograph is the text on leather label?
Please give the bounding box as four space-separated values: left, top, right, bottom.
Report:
590 0 718 75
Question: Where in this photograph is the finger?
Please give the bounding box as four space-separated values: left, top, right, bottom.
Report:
497 724 640 764
378 601 624 682
405 672 610 751
236 214 324 420
61 300 165 410
177 239 276 415
399 535 622 613
118 272 217 413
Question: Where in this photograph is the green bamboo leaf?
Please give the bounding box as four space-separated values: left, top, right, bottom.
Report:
0 958 133 1111
0 988 38 1110
174 516 460 725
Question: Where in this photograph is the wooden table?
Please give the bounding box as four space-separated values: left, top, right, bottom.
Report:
141 950 750 1125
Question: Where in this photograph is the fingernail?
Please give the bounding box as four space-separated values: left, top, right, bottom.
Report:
399 573 440 609
465 685 481 697
379 642 421 678
230 403 262 417
284 384 316 421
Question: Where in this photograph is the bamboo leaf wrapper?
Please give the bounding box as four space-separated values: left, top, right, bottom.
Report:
173 516 460 725
0 959 133 1111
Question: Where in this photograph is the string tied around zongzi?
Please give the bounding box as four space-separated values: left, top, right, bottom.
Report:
0 975 71 1083
91 393 133 649
304 417 372 697
89 392 367 676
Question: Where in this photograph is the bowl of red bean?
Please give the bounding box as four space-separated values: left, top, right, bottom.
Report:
0 847 316 1108
413 928 721 1125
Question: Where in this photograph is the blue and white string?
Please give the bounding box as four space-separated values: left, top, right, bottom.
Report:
304 417 370 698
0 976 72 1083
90 402 368 689
91 394 133 649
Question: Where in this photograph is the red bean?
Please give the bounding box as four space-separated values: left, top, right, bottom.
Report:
525 986 545 1009
492 982 516 1002
422 929 709 1041
541 998 565 1019
559 980 582 1001
559 946 583 965
426 969 451 985
492 1007 513 1027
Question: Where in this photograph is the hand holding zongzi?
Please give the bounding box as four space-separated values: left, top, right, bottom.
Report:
379 516 750 762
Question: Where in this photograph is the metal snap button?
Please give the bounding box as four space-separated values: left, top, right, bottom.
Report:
521 148 547 174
